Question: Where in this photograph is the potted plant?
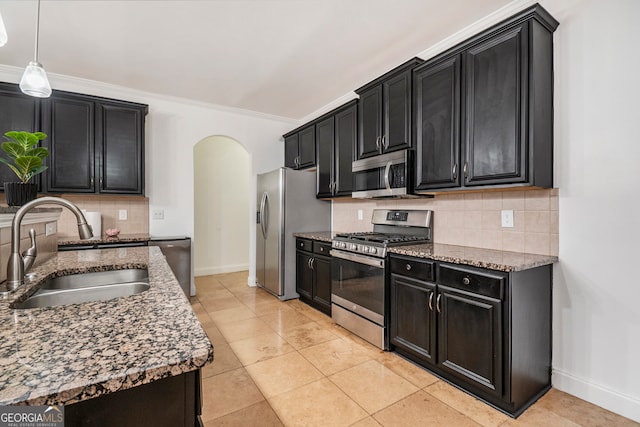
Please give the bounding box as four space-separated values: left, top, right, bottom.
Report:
0 130 49 206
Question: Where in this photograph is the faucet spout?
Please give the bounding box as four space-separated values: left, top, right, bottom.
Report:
5 196 94 291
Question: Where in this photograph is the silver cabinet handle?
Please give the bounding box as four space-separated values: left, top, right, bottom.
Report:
382 135 388 150
463 162 468 179
452 163 458 180
294 156 300 168
428 291 433 311
375 136 381 151
90 177 94 187
307 258 312 269
310 258 315 270
436 294 442 313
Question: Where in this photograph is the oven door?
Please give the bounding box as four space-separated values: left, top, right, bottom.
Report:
330 249 385 325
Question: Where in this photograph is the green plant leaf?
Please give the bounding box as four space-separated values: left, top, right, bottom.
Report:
26 147 49 159
24 165 48 182
1 141 26 158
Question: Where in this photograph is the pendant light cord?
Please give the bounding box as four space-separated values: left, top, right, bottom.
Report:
33 0 41 62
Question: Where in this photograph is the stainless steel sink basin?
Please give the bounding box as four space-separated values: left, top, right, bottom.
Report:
12 269 150 309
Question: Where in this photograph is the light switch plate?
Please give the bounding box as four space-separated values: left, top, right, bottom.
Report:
357 209 363 221
501 210 514 228
45 222 57 236
118 209 128 221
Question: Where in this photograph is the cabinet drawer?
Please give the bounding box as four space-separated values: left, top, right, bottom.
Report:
438 264 504 300
390 256 434 282
296 238 313 252
313 241 332 256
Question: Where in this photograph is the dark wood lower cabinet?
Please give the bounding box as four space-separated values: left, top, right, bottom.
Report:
296 238 331 315
389 254 551 417
65 370 202 427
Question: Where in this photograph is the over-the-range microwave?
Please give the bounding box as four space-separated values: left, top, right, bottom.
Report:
351 149 414 198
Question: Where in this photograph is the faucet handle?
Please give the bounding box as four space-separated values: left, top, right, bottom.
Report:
22 228 38 273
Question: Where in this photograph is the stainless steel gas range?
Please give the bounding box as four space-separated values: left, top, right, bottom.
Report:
330 209 433 349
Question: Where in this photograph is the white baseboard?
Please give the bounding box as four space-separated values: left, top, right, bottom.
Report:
553 369 640 422
194 264 249 276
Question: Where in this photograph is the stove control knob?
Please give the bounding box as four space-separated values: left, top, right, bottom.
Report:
370 247 377 254
349 243 357 251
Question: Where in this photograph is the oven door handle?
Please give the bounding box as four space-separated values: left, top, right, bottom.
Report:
330 250 385 269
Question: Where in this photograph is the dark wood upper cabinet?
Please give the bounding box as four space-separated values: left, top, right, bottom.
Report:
97 103 145 194
414 55 461 190
464 24 527 186
43 94 95 193
413 4 558 193
42 90 147 195
315 100 356 198
0 83 41 191
356 58 423 160
283 124 315 170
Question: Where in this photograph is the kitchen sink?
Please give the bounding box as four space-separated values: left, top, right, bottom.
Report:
12 269 150 309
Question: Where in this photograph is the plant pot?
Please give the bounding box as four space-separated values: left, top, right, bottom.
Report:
4 182 37 206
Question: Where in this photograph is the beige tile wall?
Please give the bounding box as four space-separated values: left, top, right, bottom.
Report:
55 195 149 238
332 189 559 256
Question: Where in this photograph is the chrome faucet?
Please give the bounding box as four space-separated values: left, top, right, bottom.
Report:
5 196 93 291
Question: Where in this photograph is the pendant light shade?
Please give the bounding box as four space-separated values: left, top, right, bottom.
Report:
20 0 51 98
0 13 7 47
20 61 51 97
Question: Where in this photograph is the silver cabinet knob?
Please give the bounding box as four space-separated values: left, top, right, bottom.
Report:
463 277 470 285
406 264 412 271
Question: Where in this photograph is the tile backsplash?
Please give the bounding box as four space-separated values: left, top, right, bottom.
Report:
55 196 149 238
332 189 559 256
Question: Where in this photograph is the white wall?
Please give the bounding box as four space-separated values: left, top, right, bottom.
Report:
0 65 296 287
541 0 640 421
194 136 251 275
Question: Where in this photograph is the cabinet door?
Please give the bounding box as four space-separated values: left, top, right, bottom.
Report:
97 103 145 194
296 251 313 301
383 71 412 153
297 125 316 169
414 56 461 190
334 104 356 196
390 274 436 363
357 86 382 159
437 285 503 397
0 83 40 191
315 116 334 198
464 24 528 186
312 255 332 314
43 95 95 193
284 134 299 169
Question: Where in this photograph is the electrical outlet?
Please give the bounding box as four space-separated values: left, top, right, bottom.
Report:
118 209 128 221
152 209 165 220
357 209 363 221
501 210 514 228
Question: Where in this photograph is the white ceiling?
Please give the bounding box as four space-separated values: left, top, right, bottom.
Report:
0 0 513 120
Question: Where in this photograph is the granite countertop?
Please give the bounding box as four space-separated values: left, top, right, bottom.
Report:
293 231 334 243
58 233 151 246
0 246 213 406
389 243 558 272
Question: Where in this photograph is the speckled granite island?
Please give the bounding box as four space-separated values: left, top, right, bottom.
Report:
0 246 212 425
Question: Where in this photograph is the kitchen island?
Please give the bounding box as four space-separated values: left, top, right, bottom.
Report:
0 246 212 425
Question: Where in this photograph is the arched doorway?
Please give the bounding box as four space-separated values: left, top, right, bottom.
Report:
193 136 251 276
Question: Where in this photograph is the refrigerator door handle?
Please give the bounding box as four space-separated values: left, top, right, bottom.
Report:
259 192 268 239
262 192 270 239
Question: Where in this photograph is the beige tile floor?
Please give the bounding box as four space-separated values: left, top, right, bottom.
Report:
192 272 638 427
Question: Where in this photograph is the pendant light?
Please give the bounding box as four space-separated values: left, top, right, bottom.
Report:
19 0 51 98
0 12 7 47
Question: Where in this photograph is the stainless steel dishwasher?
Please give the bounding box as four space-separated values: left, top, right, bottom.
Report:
148 237 192 297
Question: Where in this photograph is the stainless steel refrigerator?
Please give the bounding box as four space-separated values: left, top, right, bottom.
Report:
256 167 330 300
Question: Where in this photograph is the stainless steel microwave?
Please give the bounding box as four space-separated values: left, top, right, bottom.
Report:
351 150 413 198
